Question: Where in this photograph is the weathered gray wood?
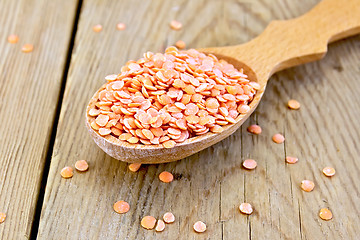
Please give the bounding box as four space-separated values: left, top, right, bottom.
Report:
37 0 360 239
0 0 78 238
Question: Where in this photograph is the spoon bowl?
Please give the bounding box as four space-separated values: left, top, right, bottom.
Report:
86 0 360 163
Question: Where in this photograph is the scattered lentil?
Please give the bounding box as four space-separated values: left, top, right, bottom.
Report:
288 99 300 110
0 212 6 223
155 219 166 232
21 44 33 53
322 167 335 177
247 124 262 134
141 216 157 229
159 171 174 183
129 163 141 172
272 133 285 144
170 20 182 30
319 208 333 220
75 160 89 172
7 34 19 44
116 22 126 31
60 166 73 179
113 200 130 214
93 24 102 32
242 159 257 170
88 47 258 148
163 212 175 223
239 203 253 215
193 221 206 233
175 40 186 49
285 156 298 164
301 180 315 192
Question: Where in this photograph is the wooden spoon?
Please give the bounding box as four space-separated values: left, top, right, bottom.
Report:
86 0 360 164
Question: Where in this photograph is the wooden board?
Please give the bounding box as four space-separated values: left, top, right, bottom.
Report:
0 0 78 239
36 0 360 239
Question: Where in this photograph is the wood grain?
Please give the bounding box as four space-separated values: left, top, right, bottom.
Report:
37 0 360 239
0 0 78 239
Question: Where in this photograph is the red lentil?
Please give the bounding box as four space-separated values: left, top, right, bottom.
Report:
285 156 298 164
239 203 253 215
116 22 126 31
129 163 141 172
163 140 176 148
170 20 182 30
141 216 157 229
88 47 257 148
288 99 300 110
93 24 102 32
238 104 250 114
242 159 257 170
319 208 333 220
193 221 206 233
128 136 139 144
272 133 285 144
247 124 262 134
91 121 100 130
75 160 89 172
99 128 112 136
21 44 33 53
0 212 6 223
60 166 73 179
322 167 335 177
89 108 100 116
159 171 174 183
175 40 186 49
113 200 130 214
7 34 19 44
155 219 165 232
301 180 315 192
163 212 175 223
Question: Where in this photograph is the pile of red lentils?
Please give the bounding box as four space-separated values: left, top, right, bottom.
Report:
88 46 259 148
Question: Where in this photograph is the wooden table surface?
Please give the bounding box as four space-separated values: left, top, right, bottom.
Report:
1 0 359 239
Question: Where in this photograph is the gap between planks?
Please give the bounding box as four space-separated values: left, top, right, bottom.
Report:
29 0 84 239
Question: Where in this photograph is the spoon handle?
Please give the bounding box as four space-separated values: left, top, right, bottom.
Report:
247 0 360 80
204 0 360 83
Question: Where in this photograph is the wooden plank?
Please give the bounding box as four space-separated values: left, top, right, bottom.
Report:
0 0 78 239
37 0 360 239
280 39 360 239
